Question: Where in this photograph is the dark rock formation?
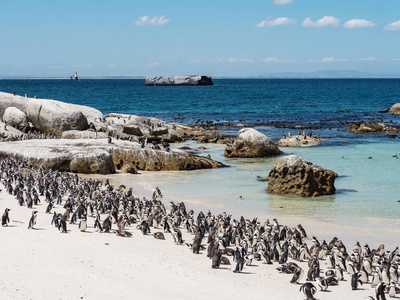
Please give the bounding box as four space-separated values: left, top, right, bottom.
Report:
348 122 399 134
266 155 338 197
145 75 214 86
224 128 282 158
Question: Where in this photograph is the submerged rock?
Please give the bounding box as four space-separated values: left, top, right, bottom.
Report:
348 122 399 134
277 135 323 147
266 155 338 197
145 75 214 86
388 103 400 115
224 128 282 158
0 139 226 174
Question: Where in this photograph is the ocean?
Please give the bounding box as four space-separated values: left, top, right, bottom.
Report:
1 78 399 245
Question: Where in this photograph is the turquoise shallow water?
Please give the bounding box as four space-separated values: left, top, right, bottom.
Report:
103 138 400 248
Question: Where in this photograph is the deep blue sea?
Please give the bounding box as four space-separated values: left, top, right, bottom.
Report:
1 78 400 246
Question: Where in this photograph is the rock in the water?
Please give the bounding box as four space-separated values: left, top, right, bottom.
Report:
145 75 214 86
277 135 323 147
348 122 399 134
0 139 226 174
388 103 400 115
0 92 30 118
2 107 30 132
61 130 108 139
26 99 89 135
266 155 338 197
224 128 282 158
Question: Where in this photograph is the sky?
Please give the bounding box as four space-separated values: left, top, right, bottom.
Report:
1 0 400 77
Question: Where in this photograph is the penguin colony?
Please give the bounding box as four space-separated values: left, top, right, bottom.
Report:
1 157 400 300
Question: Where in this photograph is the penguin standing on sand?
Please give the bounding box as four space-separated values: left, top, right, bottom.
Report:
79 213 87 232
2 208 10 226
28 211 38 229
299 282 317 300
211 248 222 269
58 215 67 233
375 282 386 300
233 246 245 273
351 273 363 290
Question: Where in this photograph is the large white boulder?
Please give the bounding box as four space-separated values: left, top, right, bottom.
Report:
0 92 29 117
224 128 282 158
26 99 89 135
2 107 30 132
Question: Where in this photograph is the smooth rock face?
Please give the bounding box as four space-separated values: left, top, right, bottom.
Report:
224 128 282 158
145 75 214 86
267 155 338 197
26 99 89 135
347 122 399 134
0 92 30 117
61 130 108 139
0 139 226 174
388 103 400 114
2 107 30 132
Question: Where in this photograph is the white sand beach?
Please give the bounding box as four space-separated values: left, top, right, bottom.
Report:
0 176 385 300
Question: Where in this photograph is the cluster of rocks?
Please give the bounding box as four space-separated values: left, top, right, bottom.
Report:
348 122 399 134
0 92 227 174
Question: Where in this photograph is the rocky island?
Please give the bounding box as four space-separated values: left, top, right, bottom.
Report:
145 75 214 86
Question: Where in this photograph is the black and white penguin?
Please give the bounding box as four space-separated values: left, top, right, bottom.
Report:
1 208 10 226
103 215 112 233
79 214 87 232
51 212 59 227
375 282 386 300
299 282 317 300
315 277 328 291
171 226 183 244
351 273 363 290
28 211 38 229
211 248 222 269
141 220 150 235
233 246 245 273
58 215 67 233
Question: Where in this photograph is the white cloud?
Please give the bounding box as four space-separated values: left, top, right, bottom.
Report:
302 16 340 28
343 19 376 29
148 62 159 67
108 64 117 68
383 20 400 31
392 58 400 61
322 57 349 62
360 57 377 61
133 15 170 26
272 0 293 5
262 57 294 63
227 58 255 63
255 17 296 28
188 60 201 64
